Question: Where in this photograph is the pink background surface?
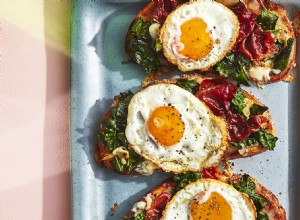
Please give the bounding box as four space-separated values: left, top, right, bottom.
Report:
0 1 72 219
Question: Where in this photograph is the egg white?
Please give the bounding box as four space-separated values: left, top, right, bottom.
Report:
125 84 228 173
160 0 239 71
161 179 256 220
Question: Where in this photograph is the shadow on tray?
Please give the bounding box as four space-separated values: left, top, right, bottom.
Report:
75 98 172 218
88 3 147 82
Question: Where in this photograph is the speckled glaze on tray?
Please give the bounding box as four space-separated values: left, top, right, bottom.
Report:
70 1 300 219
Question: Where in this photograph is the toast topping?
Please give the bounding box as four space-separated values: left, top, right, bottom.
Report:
196 77 277 145
231 2 277 60
126 0 296 84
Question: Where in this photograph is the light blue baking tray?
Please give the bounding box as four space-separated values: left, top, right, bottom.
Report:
71 0 300 219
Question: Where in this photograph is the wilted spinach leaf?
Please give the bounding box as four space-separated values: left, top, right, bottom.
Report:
127 18 160 74
216 52 251 86
273 38 294 71
231 174 268 213
249 104 268 116
231 138 259 150
250 129 278 150
98 91 143 172
231 87 246 115
175 78 200 94
257 8 278 30
173 172 202 192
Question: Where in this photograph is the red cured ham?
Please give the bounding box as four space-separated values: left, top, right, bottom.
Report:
227 112 267 142
231 2 277 60
146 191 173 220
196 77 267 142
231 2 257 44
196 77 237 116
153 0 178 23
201 167 221 180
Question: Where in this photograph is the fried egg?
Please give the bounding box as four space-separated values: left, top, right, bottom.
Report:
125 84 228 173
160 0 239 71
162 179 256 220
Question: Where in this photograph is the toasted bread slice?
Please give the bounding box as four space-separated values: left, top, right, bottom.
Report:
125 0 296 85
123 170 286 220
96 74 276 175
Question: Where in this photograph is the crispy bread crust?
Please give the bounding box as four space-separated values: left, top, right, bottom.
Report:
97 74 275 173
125 0 296 84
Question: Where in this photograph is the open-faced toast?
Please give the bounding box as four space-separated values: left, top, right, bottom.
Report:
125 0 296 86
96 74 277 175
122 170 286 219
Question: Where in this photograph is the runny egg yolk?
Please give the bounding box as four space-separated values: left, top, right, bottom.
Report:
189 191 232 220
147 106 185 147
179 18 213 60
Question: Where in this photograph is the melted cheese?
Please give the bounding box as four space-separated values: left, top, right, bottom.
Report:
112 147 129 165
242 98 255 118
276 18 291 42
131 193 153 216
135 160 160 175
132 201 147 217
247 66 271 81
149 23 161 40
144 193 153 210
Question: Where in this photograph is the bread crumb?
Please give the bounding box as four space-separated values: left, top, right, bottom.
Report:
110 202 119 216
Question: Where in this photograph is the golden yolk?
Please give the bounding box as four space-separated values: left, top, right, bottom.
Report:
147 106 185 147
190 192 232 220
180 18 213 60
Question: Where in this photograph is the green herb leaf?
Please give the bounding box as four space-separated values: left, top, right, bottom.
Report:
249 104 268 116
231 87 246 115
257 212 269 220
155 38 162 51
125 210 146 220
250 129 278 150
274 39 284 52
271 29 280 35
216 52 251 86
231 138 259 150
98 91 133 152
127 18 160 74
232 129 277 151
98 91 143 172
273 38 294 71
257 8 278 30
173 172 202 192
175 78 200 94
231 174 268 213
